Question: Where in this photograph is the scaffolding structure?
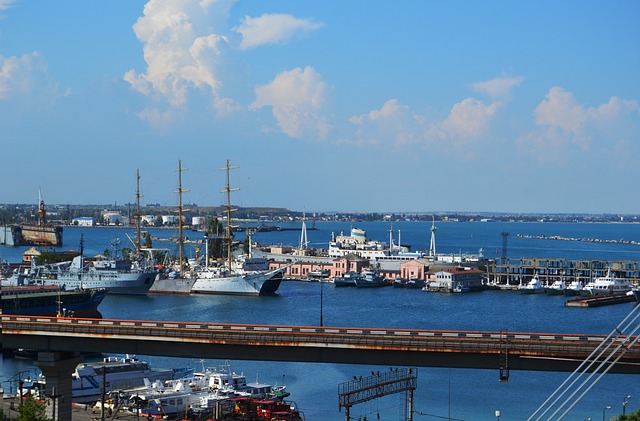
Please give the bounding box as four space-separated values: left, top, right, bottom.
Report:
338 368 418 421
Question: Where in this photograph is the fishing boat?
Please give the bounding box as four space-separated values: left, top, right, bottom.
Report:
18 355 193 404
191 160 284 296
1 285 106 317
580 268 634 296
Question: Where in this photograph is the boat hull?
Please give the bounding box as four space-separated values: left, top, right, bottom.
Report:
41 272 155 295
148 277 196 294
1 287 107 317
191 269 282 296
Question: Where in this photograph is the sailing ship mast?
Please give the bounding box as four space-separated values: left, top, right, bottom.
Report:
176 161 189 279
221 159 239 273
135 169 142 255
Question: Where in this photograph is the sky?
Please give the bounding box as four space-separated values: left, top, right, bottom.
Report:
0 1 639 214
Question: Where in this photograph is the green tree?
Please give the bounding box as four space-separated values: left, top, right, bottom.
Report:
619 409 640 420
17 395 50 421
154 216 163 227
0 408 9 421
144 232 153 248
121 247 133 260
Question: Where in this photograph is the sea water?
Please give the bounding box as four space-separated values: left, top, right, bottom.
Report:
2 221 640 420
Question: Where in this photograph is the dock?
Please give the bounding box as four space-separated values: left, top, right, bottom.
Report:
564 293 637 308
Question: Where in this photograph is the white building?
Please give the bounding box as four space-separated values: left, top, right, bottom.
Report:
102 212 123 225
72 217 94 227
161 215 177 225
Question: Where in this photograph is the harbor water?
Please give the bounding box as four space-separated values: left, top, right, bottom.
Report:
2 221 640 420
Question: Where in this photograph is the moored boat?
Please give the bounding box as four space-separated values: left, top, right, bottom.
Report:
354 270 392 288
333 271 360 287
580 268 634 297
19 355 193 404
518 274 545 294
190 160 285 296
563 280 584 296
1 285 106 317
545 279 567 295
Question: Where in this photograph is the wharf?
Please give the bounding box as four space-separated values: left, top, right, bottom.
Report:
564 293 637 308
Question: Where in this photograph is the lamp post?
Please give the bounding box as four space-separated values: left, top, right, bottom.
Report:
623 395 631 415
495 410 501 421
602 405 611 421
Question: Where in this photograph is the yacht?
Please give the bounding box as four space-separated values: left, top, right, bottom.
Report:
580 269 634 296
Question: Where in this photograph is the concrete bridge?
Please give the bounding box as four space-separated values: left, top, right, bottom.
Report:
2 314 639 420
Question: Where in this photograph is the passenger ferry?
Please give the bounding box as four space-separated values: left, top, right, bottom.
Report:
580 269 634 296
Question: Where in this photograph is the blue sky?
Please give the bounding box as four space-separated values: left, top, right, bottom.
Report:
1 1 638 214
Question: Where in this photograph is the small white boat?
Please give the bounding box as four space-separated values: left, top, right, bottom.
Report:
545 279 567 295
563 280 584 296
519 274 545 294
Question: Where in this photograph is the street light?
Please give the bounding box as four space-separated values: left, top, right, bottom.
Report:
495 410 501 421
602 405 611 421
623 395 631 415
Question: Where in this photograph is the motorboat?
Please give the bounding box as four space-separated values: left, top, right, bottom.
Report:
544 279 567 295
354 270 391 288
580 269 634 296
519 274 545 294
19 355 193 404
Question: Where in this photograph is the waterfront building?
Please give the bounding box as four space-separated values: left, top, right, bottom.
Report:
487 257 640 286
427 267 485 292
71 217 94 227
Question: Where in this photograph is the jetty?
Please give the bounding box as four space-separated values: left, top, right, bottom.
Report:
564 293 636 308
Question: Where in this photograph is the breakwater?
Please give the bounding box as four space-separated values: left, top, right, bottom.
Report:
517 233 640 246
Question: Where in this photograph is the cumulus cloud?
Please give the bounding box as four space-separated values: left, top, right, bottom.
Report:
470 75 524 99
250 66 330 140
235 13 322 50
425 98 498 147
518 87 640 162
348 99 423 146
124 0 239 113
0 52 60 102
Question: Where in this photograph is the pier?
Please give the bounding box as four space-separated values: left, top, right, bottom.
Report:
565 293 637 307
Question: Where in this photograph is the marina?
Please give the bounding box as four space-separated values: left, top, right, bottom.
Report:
2 221 640 420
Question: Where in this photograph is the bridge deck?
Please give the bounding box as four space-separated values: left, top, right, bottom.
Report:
2 315 639 373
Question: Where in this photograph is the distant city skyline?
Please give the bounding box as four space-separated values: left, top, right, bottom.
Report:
1 1 638 214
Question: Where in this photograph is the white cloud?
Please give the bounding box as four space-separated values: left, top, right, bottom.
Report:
0 0 15 16
518 87 640 162
348 99 422 146
250 66 330 140
0 51 60 102
124 0 238 113
425 98 498 146
235 13 322 50
470 75 524 99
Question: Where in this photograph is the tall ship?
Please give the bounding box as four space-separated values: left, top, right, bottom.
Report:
0 190 63 246
146 164 197 294
2 238 156 295
191 160 284 296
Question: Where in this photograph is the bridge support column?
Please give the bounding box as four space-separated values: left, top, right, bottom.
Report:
35 352 82 421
